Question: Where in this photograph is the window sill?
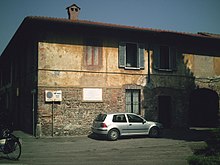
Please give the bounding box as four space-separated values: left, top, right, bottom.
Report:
124 67 141 70
82 100 103 103
158 69 173 72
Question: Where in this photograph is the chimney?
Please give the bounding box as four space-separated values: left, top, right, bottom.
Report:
66 4 81 20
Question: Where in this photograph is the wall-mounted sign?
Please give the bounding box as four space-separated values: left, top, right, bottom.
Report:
83 88 102 102
45 90 62 102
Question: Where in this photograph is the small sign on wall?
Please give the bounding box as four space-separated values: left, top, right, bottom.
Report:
83 88 102 102
45 90 62 102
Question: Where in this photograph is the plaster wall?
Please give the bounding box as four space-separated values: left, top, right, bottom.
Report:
37 42 149 136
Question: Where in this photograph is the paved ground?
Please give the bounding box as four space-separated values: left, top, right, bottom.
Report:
0 128 211 165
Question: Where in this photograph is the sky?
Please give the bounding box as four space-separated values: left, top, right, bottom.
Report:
0 0 220 55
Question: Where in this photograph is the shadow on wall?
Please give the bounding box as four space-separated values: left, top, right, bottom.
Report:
143 46 220 129
143 48 197 129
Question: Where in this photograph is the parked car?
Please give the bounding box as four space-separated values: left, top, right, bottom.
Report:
91 113 163 141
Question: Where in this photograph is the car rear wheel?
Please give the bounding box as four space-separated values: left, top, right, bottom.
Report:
107 129 119 141
149 127 159 138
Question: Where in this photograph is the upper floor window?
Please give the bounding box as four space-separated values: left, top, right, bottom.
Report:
84 40 102 69
118 42 145 69
153 45 177 71
160 46 170 69
86 46 100 65
0 71 2 87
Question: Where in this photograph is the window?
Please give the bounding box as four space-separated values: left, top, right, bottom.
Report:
84 40 102 68
118 42 145 69
113 114 127 123
0 71 2 87
126 89 140 114
126 43 138 67
95 114 107 122
153 45 176 71
86 46 100 66
160 46 170 69
127 114 143 123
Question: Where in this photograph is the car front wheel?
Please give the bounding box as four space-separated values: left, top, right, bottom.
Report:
107 129 119 141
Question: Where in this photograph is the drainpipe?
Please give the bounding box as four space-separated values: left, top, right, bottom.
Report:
147 45 151 83
31 89 36 136
52 101 54 137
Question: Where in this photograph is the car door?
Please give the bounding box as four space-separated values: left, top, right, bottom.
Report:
126 114 150 135
112 114 129 135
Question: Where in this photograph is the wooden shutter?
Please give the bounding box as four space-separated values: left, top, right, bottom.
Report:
152 45 160 70
118 42 126 68
138 44 145 69
170 47 177 70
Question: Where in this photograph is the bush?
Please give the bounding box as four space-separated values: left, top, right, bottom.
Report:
188 155 220 165
188 128 220 165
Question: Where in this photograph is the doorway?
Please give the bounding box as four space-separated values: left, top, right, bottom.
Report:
158 96 172 128
189 88 219 127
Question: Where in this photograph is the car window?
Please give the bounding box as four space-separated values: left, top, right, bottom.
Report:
127 114 143 123
95 114 107 122
112 114 127 123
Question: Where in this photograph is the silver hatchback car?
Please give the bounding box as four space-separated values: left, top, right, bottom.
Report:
91 113 163 141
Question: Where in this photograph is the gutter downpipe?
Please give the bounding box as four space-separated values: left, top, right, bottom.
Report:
147 45 151 83
31 89 36 136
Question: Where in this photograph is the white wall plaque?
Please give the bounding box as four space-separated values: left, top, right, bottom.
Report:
83 88 102 101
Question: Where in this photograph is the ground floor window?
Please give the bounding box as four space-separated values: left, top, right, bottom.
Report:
125 89 140 114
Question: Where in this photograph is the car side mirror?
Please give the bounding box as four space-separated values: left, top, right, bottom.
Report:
143 120 146 124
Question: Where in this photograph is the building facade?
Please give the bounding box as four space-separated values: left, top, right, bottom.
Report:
0 11 220 136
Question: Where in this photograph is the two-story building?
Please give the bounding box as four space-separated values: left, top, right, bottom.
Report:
0 4 220 136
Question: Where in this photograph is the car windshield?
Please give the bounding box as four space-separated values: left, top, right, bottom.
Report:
95 114 107 122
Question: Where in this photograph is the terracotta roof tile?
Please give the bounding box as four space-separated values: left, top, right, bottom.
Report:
198 32 220 39
25 16 220 40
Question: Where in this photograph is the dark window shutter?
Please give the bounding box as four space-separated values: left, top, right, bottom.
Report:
152 45 160 69
170 47 177 70
118 42 126 68
138 44 145 69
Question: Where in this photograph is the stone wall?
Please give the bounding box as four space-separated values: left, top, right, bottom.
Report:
143 74 195 128
37 87 124 136
144 87 190 128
